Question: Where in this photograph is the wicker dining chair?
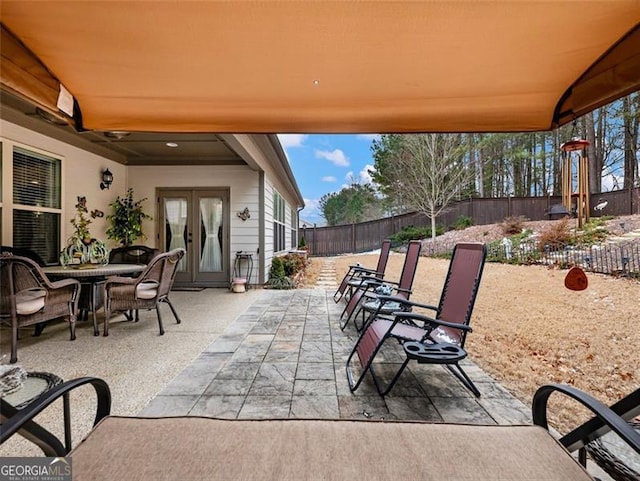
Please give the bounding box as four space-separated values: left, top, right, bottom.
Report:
103 248 185 336
108 245 160 265
0 254 80 363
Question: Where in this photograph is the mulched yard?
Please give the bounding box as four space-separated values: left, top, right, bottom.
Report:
323 215 640 432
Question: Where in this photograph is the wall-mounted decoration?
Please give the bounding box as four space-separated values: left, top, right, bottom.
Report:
237 207 250 221
91 209 104 218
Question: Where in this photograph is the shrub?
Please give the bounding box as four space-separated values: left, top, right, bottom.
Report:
298 236 307 249
269 257 286 281
453 215 473 230
577 218 610 245
390 224 443 244
268 254 308 289
537 217 573 251
282 253 307 277
501 215 527 235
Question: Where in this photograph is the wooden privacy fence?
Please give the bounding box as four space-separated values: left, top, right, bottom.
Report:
301 188 640 257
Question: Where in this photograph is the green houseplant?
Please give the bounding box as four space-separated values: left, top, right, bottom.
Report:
106 188 152 246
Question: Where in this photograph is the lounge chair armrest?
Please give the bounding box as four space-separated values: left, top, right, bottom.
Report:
0 377 111 455
393 312 472 332
375 295 415 308
532 384 640 455
396 298 439 311
374 296 438 311
358 274 383 283
350 265 378 275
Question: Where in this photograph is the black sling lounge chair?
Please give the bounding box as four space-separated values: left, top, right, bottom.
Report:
346 242 486 396
339 240 421 331
333 240 392 303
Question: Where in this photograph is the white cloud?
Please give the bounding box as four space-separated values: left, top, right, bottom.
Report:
359 164 374 184
300 198 324 226
344 164 374 185
321 176 337 182
277 134 308 148
356 134 381 141
315 149 350 167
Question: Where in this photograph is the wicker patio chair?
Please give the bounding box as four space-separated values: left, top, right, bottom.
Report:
0 254 80 363
1 246 51 336
108 245 160 265
0 246 46 267
103 248 185 336
108 245 160 321
346 242 486 396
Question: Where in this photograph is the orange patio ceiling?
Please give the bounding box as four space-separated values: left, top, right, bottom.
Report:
1 1 639 133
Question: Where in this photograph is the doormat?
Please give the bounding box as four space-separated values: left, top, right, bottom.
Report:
171 287 206 292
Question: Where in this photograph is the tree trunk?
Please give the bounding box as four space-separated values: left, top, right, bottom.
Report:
431 214 437 242
623 95 639 189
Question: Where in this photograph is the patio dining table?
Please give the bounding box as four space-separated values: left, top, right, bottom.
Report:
43 264 145 336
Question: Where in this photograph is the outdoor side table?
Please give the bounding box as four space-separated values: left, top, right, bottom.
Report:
1 369 71 452
233 252 254 290
586 420 640 481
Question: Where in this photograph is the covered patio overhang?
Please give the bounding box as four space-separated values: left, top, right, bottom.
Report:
1 1 639 134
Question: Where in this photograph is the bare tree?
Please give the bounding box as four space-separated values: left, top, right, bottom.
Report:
387 134 474 241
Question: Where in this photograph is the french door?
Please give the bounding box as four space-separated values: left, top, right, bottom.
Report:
158 188 230 287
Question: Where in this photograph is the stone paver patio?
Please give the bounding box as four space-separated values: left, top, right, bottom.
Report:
140 288 532 425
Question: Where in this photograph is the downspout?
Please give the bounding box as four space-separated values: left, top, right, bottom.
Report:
296 206 304 249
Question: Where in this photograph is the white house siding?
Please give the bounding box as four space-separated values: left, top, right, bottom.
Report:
0 119 127 248
263 175 299 282
223 135 303 285
127 165 260 285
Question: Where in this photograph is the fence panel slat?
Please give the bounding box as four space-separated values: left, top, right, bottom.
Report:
302 188 640 257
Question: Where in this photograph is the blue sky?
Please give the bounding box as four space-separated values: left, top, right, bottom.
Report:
278 134 381 226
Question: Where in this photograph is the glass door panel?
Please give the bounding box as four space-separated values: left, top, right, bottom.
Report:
199 197 223 272
162 194 189 275
158 189 229 286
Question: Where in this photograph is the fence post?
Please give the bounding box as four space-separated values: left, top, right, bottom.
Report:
313 223 317 256
351 222 356 253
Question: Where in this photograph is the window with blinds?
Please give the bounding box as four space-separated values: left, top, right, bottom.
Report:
13 147 61 208
12 146 62 265
273 190 286 253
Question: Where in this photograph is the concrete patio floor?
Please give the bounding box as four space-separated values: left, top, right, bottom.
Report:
140 288 532 425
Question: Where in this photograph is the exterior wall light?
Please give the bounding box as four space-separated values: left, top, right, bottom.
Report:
100 169 114 190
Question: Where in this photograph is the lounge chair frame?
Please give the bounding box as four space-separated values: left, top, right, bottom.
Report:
346 242 486 396
339 240 421 331
333 240 392 303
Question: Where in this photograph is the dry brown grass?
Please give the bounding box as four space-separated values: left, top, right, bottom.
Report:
332 253 640 432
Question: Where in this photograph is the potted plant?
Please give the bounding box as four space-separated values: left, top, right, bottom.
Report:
106 188 152 246
60 196 108 265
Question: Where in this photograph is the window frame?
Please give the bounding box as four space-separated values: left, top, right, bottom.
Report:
272 190 286 253
1 138 63 265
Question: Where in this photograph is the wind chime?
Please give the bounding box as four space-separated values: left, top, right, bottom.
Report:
561 139 590 228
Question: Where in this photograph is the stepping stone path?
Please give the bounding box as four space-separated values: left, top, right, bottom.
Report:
315 258 338 289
